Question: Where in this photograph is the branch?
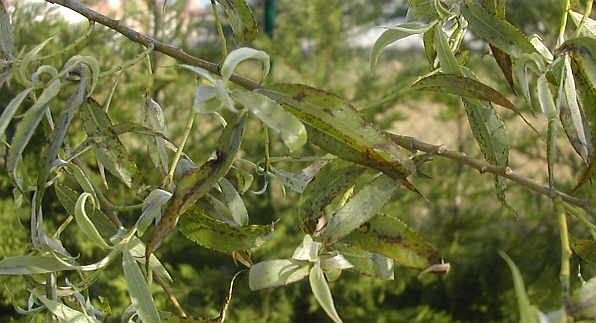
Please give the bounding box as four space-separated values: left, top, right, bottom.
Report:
45 0 596 218
45 0 260 90
392 134 596 218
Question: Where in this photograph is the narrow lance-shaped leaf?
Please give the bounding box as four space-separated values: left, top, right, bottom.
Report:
558 55 592 164
146 111 248 262
309 262 343 323
0 255 76 275
74 193 112 249
123 247 161 323
258 83 418 190
499 251 542 323
231 88 306 152
332 244 394 280
142 97 169 176
370 22 436 75
215 0 258 45
436 26 513 215
340 213 443 271
178 207 274 252
322 174 400 244
218 177 248 226
299 159 366 234
80 98 143 189
461 0 536 59
0 0 14 60
249 259 310 290
36 295 103 323
7 79 61 186
221 47 270 82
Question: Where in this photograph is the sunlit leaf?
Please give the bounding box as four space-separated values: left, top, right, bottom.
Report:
7 79 61 185
341 213 443 271
215 0 258 45
0 88 31 138
461 0 536 59
80 98 143 189
147 111 247 259
218 177 248 226
127 236 173 282
333 244 394 280
137 189 172 236
309 263 343 323
178 207 273 252
142 96 169 176
370 22 436 75
55 184 116 239
221 47 269 82
249 259 310 290
0 256 74 275
322 174 400 244
123 247 160 323
231 88 306 152
75 193 112 249
570 11 596 39
257 83 417 189
37 295 103 323
299 159 366 234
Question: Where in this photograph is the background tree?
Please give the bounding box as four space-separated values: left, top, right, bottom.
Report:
1 0 596 323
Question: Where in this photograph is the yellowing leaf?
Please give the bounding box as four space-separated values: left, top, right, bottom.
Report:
215 0 258 45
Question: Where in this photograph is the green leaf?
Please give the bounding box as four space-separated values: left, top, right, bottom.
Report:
0 255 75 275
215 0 258 45
299 159 366 234
127 236 173 282
231 88 307 152
309 262 343 323
370 22 436 75
37 295 103 323
570 236 596 266
147 111 247 259
178 207 274 252
499 251 542 323
138 189 172 236
7 79 61 185
558 56 592 164
461 0 536 59
322 174 400 244
257 83 417 188
436 26 513 214
80 98 143 189
221 47 270 82
123 246 160 323
333 244 394 280
218 177 248 226
74 193 112 249
570 11 596 39
249 259 310 290
0 0 14 59
142 97 169 176
55 184 117 239
0 88 31 138
341 214 443 271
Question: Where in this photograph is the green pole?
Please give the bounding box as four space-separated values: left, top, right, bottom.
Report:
264 0 276 77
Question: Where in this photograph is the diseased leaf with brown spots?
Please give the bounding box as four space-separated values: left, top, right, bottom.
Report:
340 213 443 271
257 83 419 192
80 98 143 189
146 111 248 264
215 0 258 45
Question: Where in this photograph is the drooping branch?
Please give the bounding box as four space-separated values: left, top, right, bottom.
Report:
44 0 596 218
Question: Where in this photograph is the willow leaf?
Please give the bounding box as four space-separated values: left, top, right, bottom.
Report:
142 97 169 176
299 159 366 234
333 244 394 280
461 0 536 58
215 0 257 45
322 174 399 244
500 252 542 323
178 207 274 252
258 83 417 189
146 111 247 261
80 98 143 189
0 255 74 275
37 296 103 323
309 263 343 323
341 214 443 271
7 79 61 185
123 247 160 323
249 259 310 290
